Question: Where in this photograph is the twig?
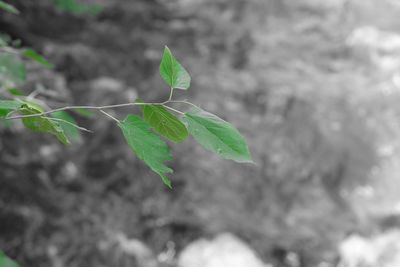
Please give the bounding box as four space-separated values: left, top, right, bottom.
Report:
169 100 200 109
0 47 19 55
168 87 174 101
46 117 93 133
100 110 120 123
162 105 184 115
4 97 198 120
5 103 135 120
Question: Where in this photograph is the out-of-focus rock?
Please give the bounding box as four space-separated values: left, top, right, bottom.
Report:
347 26 400 71
338 230 400 267
347 26 400 53
177 233 272 267
89 76 137 106
90 76 125 93
114 232 158 267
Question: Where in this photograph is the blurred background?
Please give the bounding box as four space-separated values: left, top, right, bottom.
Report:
1 0 400 266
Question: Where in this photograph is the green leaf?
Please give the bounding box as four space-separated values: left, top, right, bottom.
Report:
52 111 81 142
159 46 191 90
0 54 26 87
182 108 253 163
0 100 21 110
22 48 53 68
0 1 19 14
73 108 95 118
0 109 13 127
118 115 173 188
0 100 21 125
0 251 19 267
7 87 24 96
142 104 188 143
52 0 102 15
20 104 69 145
0 108 9 117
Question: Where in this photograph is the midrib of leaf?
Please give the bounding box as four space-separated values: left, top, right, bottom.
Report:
168 52 176 88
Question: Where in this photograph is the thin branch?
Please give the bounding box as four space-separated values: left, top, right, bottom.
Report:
0 47 19 55
5 103 134 120
100 110 120 123
162 105 184 115
169 100 200 109
47 117 93 133
168 88 174 101
4 97 199 120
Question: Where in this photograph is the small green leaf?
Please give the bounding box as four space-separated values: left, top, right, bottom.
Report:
0 109 13 127
52 0 102 15
0 251 19 267
0 100 22 110
118 115 173 188
142 104 188 143
20 104 69 145
0 54 26 87
0 1 19 14
0 109 9 117
0 100 21 125
52 111 81 142
182 108 252 163
7 87 24 96
159 46 191 90
73 108 95 118
22 48 53 68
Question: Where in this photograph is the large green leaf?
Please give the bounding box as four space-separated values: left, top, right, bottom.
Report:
0 54 26 87
182 108 253 163
118 115 173 188
20 104 69 145
159 46 191 90
52 111 81 142
142 104 188 143
22 48 53 68
0 1 19 14
0 251 19 267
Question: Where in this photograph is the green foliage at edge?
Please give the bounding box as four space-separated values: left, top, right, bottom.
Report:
52 0 103 15
0 1 19 14
118 115 174 188
0 251 19 267
0 54 26 87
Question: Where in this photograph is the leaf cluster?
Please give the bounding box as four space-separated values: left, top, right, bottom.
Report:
1 46 252 188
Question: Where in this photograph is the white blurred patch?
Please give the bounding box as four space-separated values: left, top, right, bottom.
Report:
178 233 272 267
347 26 400 72
339 231 400 267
